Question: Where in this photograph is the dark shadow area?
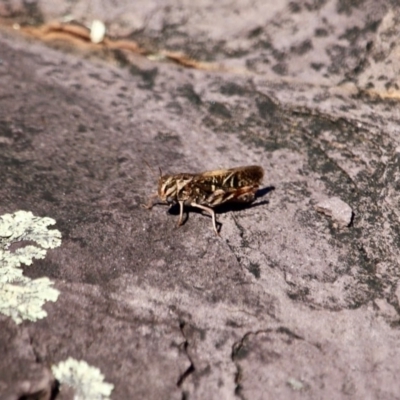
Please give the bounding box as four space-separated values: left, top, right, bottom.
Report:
256 185 275 199
50 380 60 400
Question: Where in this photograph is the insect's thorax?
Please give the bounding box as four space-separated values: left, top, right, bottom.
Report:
158 174 194 203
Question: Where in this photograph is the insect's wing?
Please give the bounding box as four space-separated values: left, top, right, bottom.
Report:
192 166 264 206
227 165 264 186
200 168 231 177
198 165 264 190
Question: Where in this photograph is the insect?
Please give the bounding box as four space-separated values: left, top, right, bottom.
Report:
143 165 264 235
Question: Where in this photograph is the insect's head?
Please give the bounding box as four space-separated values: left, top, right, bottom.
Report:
158 174 177 204
144 162 175 203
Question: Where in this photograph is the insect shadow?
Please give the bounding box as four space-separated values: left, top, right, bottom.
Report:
167 185 275 224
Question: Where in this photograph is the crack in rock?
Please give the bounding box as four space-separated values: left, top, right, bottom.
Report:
176 321 195 388
231 327 305 399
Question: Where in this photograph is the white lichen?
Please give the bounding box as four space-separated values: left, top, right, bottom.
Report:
90 20 106 44
0 210 61 324
52 357 114 400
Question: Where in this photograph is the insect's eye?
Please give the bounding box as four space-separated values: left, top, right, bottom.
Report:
166 197 174 204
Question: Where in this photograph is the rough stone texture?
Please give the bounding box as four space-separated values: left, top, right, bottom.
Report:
1 0 400 399
0 319 55 400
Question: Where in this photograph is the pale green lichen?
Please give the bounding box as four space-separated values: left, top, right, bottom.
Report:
287 377 305 391
0 245 47 269
0 275 59 324
0 210 61 250
52 357 114 400
0 210 62 324
0 265 24 283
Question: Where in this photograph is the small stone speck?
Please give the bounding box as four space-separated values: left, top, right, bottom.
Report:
315 197 353 228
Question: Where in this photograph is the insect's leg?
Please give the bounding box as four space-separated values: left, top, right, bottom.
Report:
141 193 159 209
177 201 185 226
190 203 219 236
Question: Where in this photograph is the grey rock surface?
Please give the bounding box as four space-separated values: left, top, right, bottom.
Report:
1 0 400 399
0 320 54 400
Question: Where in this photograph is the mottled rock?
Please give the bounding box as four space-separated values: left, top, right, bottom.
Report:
1 1 400 399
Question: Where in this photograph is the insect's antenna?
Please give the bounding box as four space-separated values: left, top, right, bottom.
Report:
159 167 162 177
144 160 160 180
